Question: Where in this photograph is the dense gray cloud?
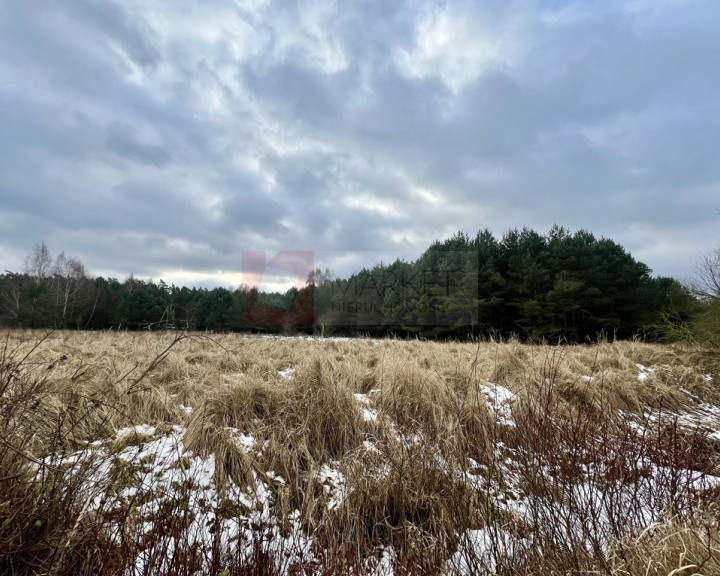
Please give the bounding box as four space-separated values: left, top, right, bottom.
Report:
1 0 719 286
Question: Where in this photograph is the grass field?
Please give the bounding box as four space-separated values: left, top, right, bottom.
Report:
1 330 719 575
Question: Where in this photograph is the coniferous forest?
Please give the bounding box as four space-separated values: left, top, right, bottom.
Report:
0 226 707 341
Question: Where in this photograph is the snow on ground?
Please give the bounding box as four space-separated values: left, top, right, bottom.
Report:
370 546 396 576
38 360 720 576
46 425 314 575
227 428 258 452
674 400 720 442
354 392 379 421
362 440 381 453
354 393 370 404
447 527 519 575
116 424 157 438
627 386 720 442
259 334 382 344
278 367 295 379
315 462 347 511
636 363 655 381
478 382 516 427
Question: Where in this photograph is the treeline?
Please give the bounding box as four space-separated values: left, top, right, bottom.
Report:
0 271 234 332
314 226 696 340
0 241 312 332
0 227 700 340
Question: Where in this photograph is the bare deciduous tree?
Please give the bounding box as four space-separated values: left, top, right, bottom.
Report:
312 267 335 337
24 241 52 285
53 252 89 322
690 246 720 303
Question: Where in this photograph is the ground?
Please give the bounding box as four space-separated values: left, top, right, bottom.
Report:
1 330 719 575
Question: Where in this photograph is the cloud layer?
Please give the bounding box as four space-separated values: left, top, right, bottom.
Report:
1 0 719 285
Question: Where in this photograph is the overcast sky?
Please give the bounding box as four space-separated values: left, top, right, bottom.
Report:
1 0 719 289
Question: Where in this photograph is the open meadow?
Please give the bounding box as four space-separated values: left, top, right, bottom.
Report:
1 330 720 575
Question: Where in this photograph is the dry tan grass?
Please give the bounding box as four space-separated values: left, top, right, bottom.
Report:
609 513 720 576
1 329 719 575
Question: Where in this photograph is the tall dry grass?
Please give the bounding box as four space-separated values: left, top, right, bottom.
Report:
0 329 718 574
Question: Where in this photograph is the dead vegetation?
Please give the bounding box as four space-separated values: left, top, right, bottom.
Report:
1 329 719 575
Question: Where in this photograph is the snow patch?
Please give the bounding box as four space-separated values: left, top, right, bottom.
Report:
116 424 157 438
48 426 314 575
316 462 347 510
636 364 655 382
227 428 257 452
448 527 518 575
363 440 380 453
479 382 516 427
355 393 379 421
266 470 285 485
370 545 396 576
260 334 381 344
362 407 378 421
278 367 295 379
